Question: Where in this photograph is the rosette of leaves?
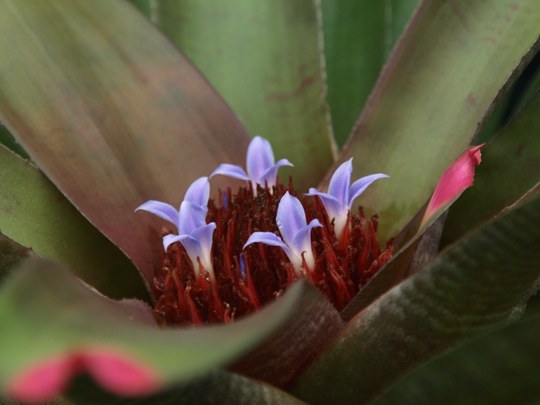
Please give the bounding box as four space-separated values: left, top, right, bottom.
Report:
0 0 539 404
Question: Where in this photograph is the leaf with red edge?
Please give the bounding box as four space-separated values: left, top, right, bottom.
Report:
328 0 540 242
293 192 540 404
0 0 251 286
0 257 328 403
230 283 343 388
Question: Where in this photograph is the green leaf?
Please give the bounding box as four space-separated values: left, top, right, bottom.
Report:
443 88 540 245
0 145 147 299
321 0 419 145
0 258 322 398
292 192 540 404
0 0 251 285
373 297 540 404
66 371 306 405
131 0 336 189
334 0 540 242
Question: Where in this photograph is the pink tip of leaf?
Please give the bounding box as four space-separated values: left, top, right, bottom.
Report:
422 145 483 227
7 355 77 403
8 348 160 403
84 349 159 396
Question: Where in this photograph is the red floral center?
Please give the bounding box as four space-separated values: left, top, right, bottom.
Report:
152 183 393 325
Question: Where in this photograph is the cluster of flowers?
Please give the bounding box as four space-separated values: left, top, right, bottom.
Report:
137 137 391 325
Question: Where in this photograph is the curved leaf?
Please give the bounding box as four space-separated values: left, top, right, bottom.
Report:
332 0 540 242
133 0 336 189
443 88 540 245
0 145 147 299
0 258 317 402
292 192 540 404
0 0 251 284
321 0 419 145
374 298 540 404
66 371 306 405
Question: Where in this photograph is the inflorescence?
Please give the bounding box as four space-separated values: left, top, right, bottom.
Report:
137 136 392 325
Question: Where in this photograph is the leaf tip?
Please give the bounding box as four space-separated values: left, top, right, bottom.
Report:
7 348 160 402
422 144 484 226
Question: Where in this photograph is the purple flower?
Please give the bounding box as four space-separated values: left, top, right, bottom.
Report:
211 136 293 192
307 159 388 237
243 192 321 271
135 177 216 278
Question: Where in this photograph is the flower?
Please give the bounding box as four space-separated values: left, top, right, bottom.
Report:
244 191 322 271
306 159 388 237
135 177 216 278
211 136 293 192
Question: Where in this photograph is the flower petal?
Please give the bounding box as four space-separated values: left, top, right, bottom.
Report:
244 232 292 258
348 173 390 208
259 158 294 187
163 233 190 251
178 201 207 234
184 176 210 209
210 163 250 182
190 223 217 259
246 136 275 183
135 200 179 229
306 188 342 219
291 219 322 254
328 158 353 210
276 192 308 248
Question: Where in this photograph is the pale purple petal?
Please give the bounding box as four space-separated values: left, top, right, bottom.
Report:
163 234 189 251
348 173 389 208
291 219 322 254
246 136 275 183
178 201 207 234
243 232 292 258
276 192 307 248
184 177 210 208
259 158 294 187
190 223 217 255
210 164 249 182
135 200 179 229
306 188 342 219
328 159 353 209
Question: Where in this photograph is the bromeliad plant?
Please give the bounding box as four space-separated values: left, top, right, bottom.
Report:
0 0 540 404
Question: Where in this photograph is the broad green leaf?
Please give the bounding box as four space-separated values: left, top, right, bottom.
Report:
0 258 322 399
292 192 540 404
321 0 419 145
334 0 540 242
132 0 336 189
0 146 147 299
443 88 540 245
374 298 540 404
0 0 251 285
66 371 306 405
